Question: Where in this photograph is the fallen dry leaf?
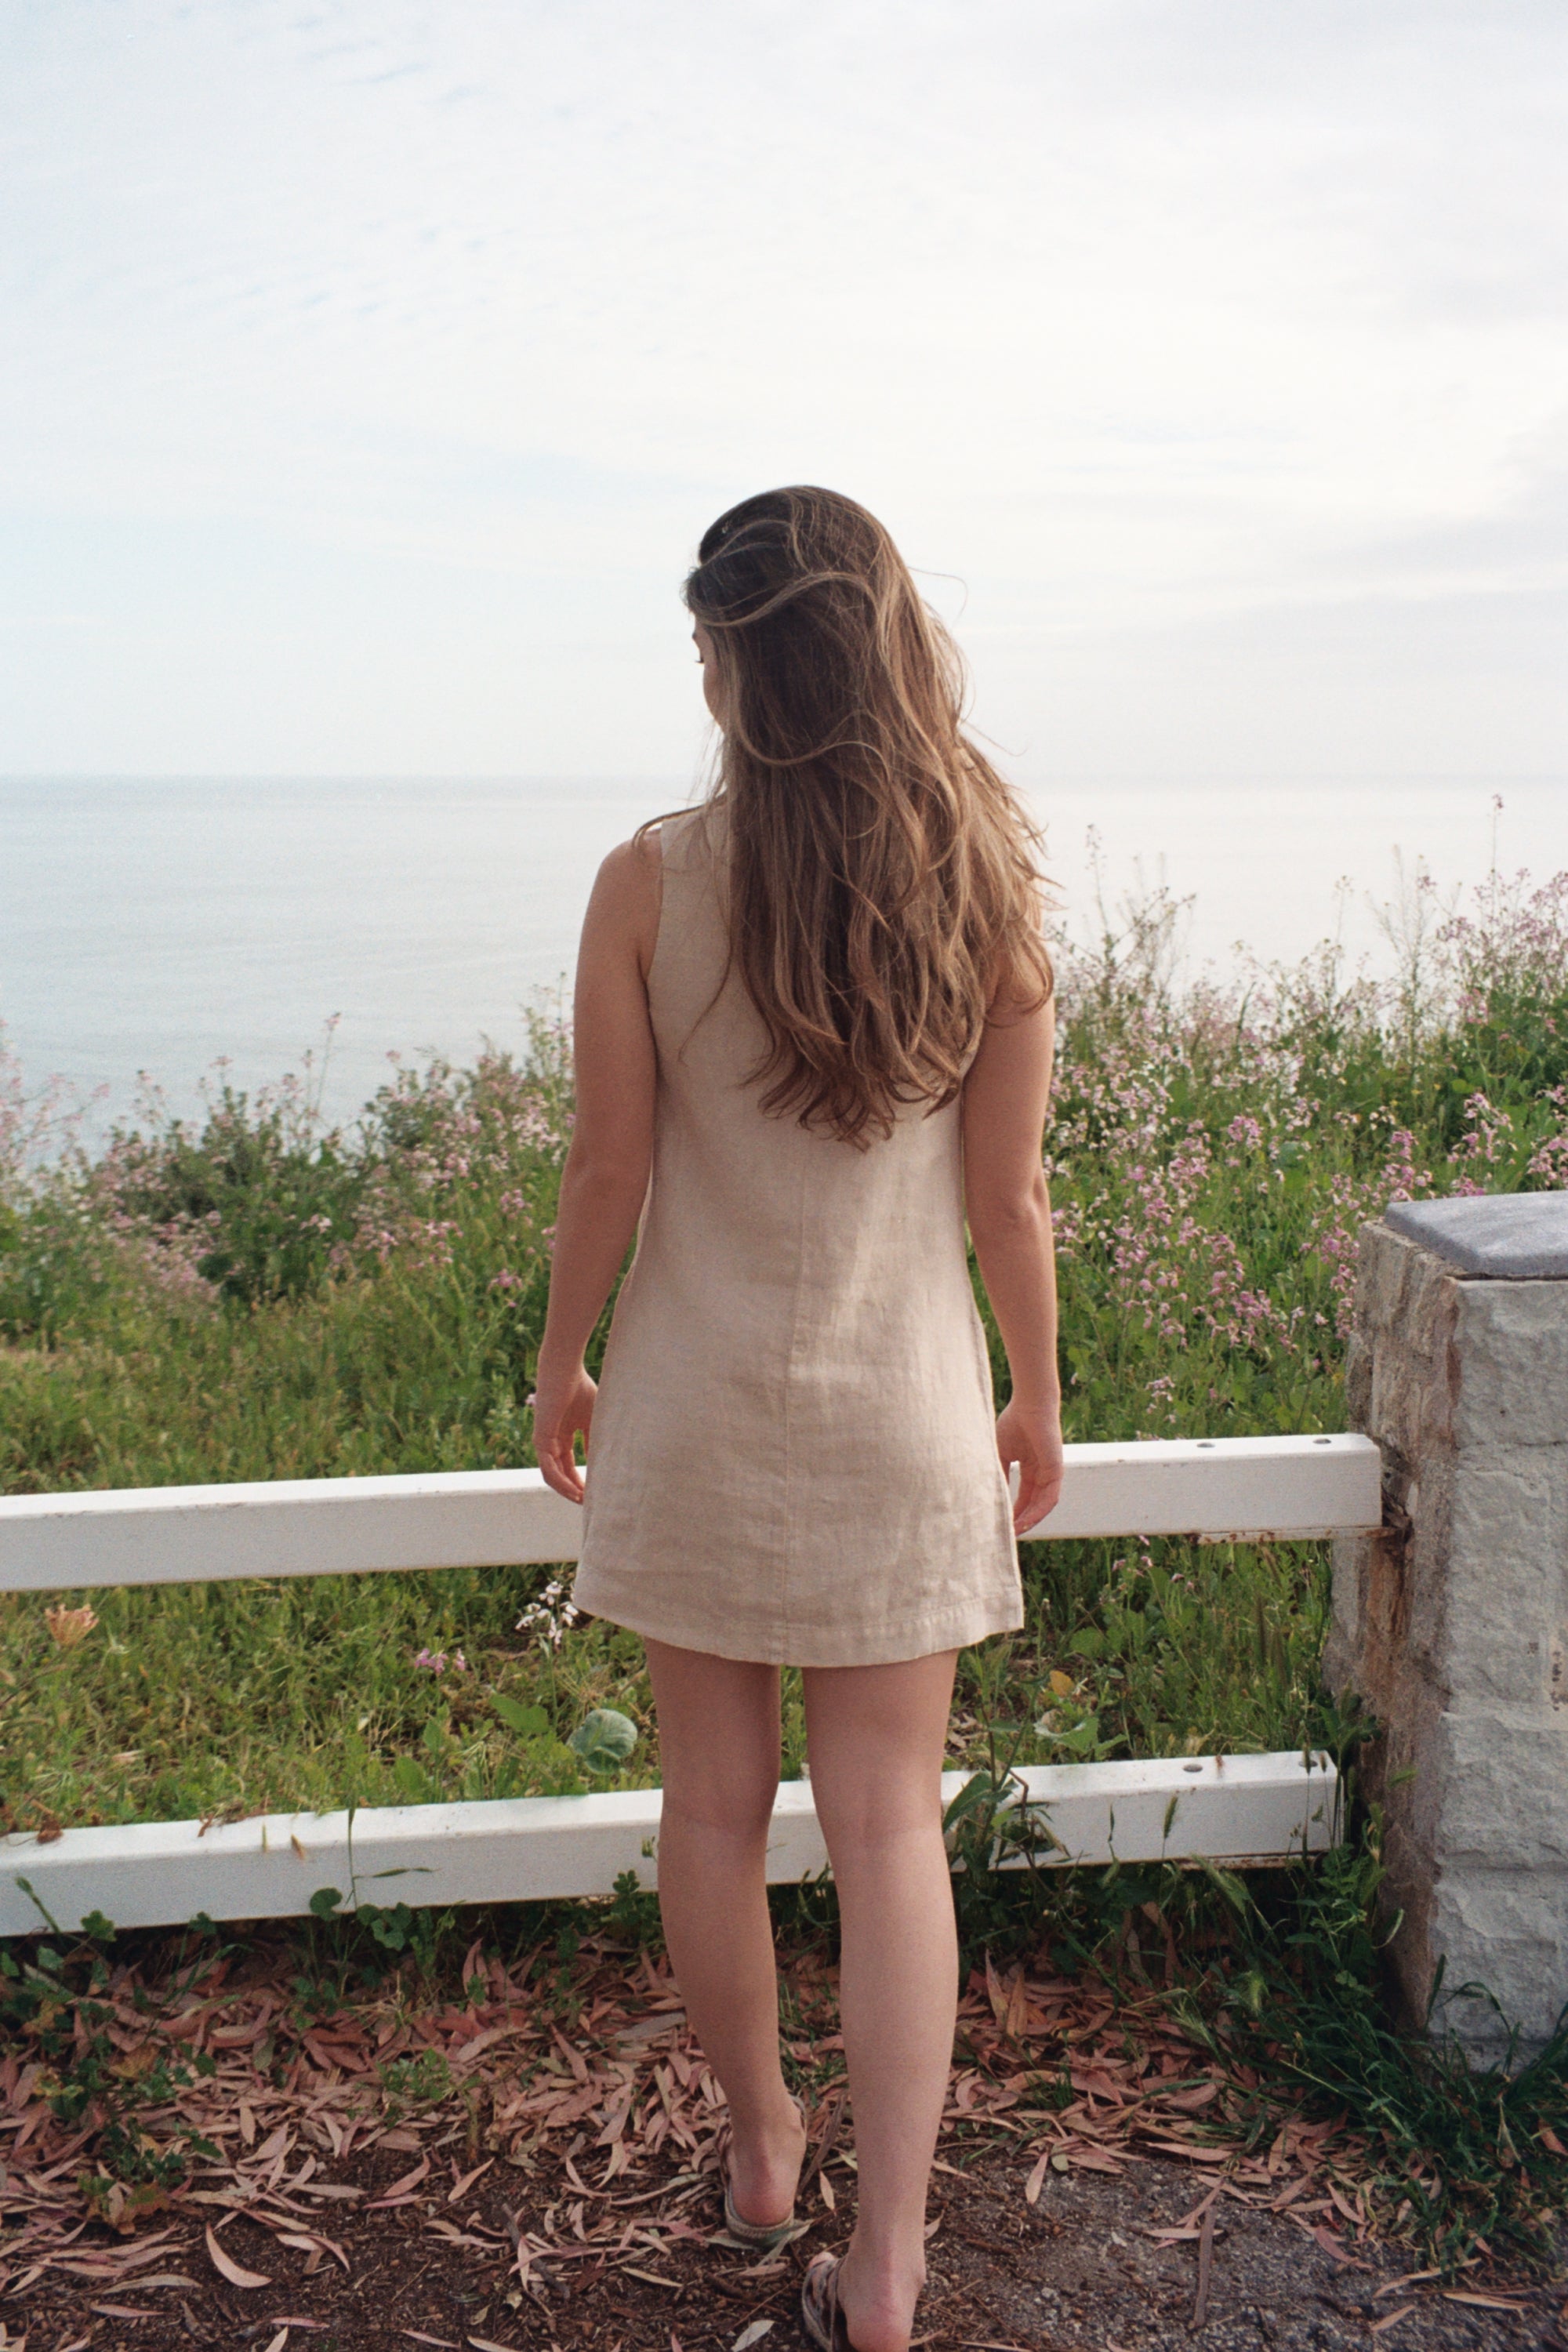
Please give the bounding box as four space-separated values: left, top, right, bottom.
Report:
205 2223 272 2290
86 2273 201 2290
448 2156 495 2203
274 2229 350 2272
1374 2270 1442 2298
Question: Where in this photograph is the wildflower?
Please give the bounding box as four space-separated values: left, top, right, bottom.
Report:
45 1603 99 1649
517 1578 579 1650
414 1648 448 1674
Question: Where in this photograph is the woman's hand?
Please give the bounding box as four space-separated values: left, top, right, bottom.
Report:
996 1396 1065 1535
533 1359 598 1504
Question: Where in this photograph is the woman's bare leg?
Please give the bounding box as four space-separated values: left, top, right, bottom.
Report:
642 1638 808 2226
803 1650 959 2352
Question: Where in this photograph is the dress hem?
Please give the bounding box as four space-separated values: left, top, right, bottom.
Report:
568 1583 1025 1668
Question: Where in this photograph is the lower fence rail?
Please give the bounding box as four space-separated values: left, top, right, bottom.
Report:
0 1752 1338 1938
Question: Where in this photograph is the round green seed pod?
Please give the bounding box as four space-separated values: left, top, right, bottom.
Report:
568 1707 638 1773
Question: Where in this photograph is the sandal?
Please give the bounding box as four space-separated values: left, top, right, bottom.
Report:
717 2092 808 2252
800 2249 851 2350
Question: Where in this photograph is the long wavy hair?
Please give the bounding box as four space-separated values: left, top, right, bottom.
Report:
681 485 1052 1147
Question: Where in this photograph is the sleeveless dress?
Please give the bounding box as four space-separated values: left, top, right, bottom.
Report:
570 804 1022 1668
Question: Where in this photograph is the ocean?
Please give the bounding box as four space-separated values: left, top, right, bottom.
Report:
4 775 1565 1142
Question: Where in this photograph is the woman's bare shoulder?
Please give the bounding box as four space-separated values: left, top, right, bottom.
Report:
597 826 662 889
585 829 662 971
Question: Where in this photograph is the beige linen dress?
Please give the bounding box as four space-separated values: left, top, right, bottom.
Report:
571 804 1022 1668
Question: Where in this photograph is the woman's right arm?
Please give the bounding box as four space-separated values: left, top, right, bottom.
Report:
961 984 1064 1534
532 833 660 1503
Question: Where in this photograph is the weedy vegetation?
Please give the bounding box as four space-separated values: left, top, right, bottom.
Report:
2 862 1568 2269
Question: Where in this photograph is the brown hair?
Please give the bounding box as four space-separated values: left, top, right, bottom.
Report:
681 485 1052 1147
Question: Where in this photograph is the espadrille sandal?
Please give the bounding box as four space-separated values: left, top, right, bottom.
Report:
800 2249 853 2350
715 2093 808 2252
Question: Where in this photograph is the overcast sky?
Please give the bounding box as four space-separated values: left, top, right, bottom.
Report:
3 0 1566 781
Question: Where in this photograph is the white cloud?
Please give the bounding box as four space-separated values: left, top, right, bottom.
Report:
2 0 1566 772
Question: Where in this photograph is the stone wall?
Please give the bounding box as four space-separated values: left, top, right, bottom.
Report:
1325 1196 1568 2063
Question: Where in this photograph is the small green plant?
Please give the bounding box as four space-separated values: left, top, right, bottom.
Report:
379 2045 452 2118
493 1693 550 1739
604 1867 662 1946
0 1932 220 2226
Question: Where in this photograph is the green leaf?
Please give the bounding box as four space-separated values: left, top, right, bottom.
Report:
492 1694 550 1740
942 1772 1002 1833
308 1886 343 1920
393 1755 434 1804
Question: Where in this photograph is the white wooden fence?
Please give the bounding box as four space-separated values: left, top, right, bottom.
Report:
0 1436 1379 1937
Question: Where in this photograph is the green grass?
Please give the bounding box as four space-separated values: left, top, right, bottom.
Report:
2 866 1566 1833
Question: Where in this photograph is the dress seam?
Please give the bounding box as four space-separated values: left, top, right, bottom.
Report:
779 1144 810 1654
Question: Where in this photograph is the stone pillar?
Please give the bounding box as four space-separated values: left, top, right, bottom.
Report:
1325 1192 1568 2063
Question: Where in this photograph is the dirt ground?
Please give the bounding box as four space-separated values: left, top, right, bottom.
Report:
12 2136 1567 2352
5 1937 1565 2352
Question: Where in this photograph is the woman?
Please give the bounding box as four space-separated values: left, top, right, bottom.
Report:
532 486 1062 2352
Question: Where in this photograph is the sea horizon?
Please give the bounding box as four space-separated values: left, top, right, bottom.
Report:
5 771 1567 1143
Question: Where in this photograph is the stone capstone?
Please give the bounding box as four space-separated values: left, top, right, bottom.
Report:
1384 1190 1568 1280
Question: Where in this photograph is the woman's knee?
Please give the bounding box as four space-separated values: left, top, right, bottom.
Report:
808 1766 945 1860
659 1762 779 1845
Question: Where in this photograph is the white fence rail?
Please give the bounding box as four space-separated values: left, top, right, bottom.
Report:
0 1755 1339 1940
0 1436 1378 1936
0 1435 1380 1592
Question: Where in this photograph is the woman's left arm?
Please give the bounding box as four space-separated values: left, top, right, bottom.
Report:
532 833 661 1502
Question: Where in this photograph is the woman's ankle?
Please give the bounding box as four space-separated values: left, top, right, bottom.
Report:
838 2234 926 2348
724 2090 807 2227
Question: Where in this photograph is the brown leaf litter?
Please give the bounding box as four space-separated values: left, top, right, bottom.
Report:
1 1933 1559 2347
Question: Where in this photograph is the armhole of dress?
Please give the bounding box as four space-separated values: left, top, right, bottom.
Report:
644 818 671 996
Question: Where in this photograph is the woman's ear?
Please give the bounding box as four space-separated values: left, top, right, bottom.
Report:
694 623 725 728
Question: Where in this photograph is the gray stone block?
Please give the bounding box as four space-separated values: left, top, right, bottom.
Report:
1385 1191 1568 1279
1334 1209 1568 2058
1327 1530 1363 1657
1453 1282 1568 1448
1428 1864 1568 2054
1359 1222 1417 1332
1401 1243 1460 1367
1429 1707 1568 1869
1440 1453 1566 1692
